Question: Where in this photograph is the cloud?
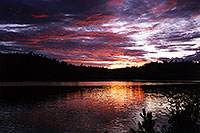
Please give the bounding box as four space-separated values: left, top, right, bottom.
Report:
1 0 200 68
32 14 49 18
184 51 200 61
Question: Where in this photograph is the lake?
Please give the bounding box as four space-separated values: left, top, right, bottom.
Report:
0 81 199 133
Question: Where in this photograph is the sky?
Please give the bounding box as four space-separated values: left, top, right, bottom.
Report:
0 0 200 68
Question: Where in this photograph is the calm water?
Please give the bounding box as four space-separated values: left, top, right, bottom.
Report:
0 81 199 133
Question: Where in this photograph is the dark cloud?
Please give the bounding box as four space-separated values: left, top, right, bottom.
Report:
0 44 22 52
124 49 147 57
167 32 200 42
0 0 109 24
184 51 200 61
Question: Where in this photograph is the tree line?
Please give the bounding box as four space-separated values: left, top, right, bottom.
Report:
0 52 199 81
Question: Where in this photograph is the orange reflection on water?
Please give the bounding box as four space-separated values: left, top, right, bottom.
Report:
105 84 145 107
131 83 145 104
65 82 145 113
28 82 173 132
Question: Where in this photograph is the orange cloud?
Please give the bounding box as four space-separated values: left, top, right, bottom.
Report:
107 0 124 6
32 14 49 18
72 13 114 27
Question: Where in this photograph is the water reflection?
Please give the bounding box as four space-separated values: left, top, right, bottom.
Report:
0 81 199 133
62 84 147 132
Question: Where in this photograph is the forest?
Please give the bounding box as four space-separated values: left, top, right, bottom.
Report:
0 52 199 81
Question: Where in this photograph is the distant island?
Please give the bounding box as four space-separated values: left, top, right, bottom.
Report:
0 52 199 81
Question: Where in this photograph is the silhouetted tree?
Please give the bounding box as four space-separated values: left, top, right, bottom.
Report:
0 52 199 81
138 108 156 133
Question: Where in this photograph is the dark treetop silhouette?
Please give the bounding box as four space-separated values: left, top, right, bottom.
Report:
0 52 200 81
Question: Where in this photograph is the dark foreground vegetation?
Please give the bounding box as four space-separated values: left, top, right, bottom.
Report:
129 94 200 133
0 52 200 81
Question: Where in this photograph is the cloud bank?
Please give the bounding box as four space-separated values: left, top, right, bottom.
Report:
0 0 200 68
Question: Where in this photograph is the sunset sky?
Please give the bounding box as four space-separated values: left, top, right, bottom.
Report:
0 0 200 68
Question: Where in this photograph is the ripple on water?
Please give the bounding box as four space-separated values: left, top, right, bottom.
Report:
0 81 199 133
